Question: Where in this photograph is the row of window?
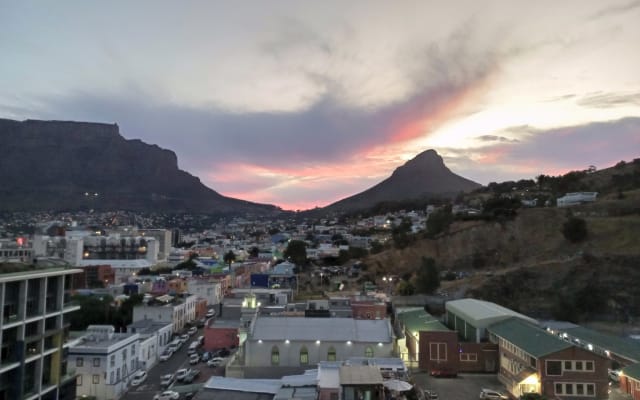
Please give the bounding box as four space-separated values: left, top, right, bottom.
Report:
460 353 477 362
546 360 595 376
77 375 100 385
554 382 595 396
499 338 536 367
270 346 375 365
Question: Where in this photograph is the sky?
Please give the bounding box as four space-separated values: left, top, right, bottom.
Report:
1 1 639 211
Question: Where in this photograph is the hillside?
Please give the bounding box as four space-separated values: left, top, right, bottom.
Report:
363 164 640 322
0 118 280 215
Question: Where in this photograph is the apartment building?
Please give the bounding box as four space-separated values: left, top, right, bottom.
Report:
68 325 140 400
0 266 82 400
132 294 197 333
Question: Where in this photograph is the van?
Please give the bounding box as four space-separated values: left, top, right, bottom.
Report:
187 341 199 354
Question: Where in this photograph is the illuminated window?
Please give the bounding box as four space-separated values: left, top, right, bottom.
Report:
271 346 280 365
328 347 336 362
365 346 374 358
300 346 309 365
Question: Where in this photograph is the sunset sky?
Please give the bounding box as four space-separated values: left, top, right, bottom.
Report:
1 1 639 210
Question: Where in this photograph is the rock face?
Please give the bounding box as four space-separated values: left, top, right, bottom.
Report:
323 149 481 213
0 118 279 214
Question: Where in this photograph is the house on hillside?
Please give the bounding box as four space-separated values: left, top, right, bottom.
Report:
557 192 598 207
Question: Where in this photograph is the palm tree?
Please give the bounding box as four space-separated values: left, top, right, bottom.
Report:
223 250 236 268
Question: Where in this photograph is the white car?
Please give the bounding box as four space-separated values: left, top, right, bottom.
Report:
153 391 179 400
479 389 508 400
179 334 189 343
176 368 190 382
159 350 172 361
130 370 147 386
205 310 215 318
207 357 226 367
188 327 198 336
609 369 621 382
160 374 175 388
189 354 200 365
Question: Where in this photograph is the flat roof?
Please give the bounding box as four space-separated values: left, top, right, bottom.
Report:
339 365 383 385
488 318 572 358
203 376 281 394
446 298 538 328
318 363 341 389
251 317 392 343
0 266 82 282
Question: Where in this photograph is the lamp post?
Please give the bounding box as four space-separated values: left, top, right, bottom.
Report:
319 272 324 291
382 276 393 295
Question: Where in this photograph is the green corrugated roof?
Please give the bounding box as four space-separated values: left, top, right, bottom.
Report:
396 308 449 333
488 318 572 358
622 363 640 380
563 326 640 363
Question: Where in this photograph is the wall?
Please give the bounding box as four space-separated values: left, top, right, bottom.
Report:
457 342 498 373
418 331 459 373
351 303 386 320
204 326 239 351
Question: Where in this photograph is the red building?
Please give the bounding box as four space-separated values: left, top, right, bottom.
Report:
71 265 115 288
195 297 208 319
204 319 240 351
621 364 640 400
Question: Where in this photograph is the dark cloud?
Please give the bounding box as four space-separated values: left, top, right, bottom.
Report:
577 91 640 108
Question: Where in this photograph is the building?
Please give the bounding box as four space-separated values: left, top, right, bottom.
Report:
137 229 172 261
243 317 394 370
620 363 640 400
127 319 174 370
186 278 223 307
488 318 609 399
557 192 598 207
0 265 81 400
204 319 241 351
68 325 140 400
71 264 115 289
132 294 197 333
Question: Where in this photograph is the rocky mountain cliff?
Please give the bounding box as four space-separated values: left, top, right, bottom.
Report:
322 149 480 213
0 118 279 214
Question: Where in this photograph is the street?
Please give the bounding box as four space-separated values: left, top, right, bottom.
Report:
121 327 223 400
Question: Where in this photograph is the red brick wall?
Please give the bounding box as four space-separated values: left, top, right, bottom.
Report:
203 326 239 351
458 342 499 373
419 331 459 374
351 303 386 319
620 376 640 400
539 346 609 399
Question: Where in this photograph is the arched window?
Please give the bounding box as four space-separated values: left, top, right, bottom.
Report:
271 346 280 365
365 346 374 358
300 346 309 365
327 346 336 362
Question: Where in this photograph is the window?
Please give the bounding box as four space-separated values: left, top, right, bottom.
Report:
92 375 100 384
132 344 136 354
365 346 374 358
123 349 127 360
460 353 478 362
110 355 115 367
566 384 573 395
555 383 562 394
300 346 309 365
77 376 82 386
576 361 583 371
328 347 337 362
271 346 280 365
546 360 562 376
576 384 584 395
586 384 594 396
555 383 596 397
110 371 114 384
586 361 593 371
430 343 447 361
93 358 100 367
564 361 571 370
76 358 84 367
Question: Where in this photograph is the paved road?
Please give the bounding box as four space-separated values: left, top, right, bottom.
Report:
122 327 222 400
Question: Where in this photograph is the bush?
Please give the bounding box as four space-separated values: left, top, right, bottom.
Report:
562 217 588 243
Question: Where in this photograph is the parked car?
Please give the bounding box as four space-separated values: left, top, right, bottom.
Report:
200 351 211 362
423 389 439 399
216 348 230 357
609 369 621 382
197 335 204 345
159 351 172 362
131 370 147 386
179 334 189 343
430 367 457 378
189 354 200 365
160 374 175 388
176 368 190 382
187 327 197 336
205 309 215 318
153 391 180 400
479 389 508 400
207 357 226 367
182 369 200 384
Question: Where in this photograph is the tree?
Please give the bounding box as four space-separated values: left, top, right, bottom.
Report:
223 250 236 267
249 246 260 258
396 280 415 296
415 257 440 294
426 207 453 237
562 217 588 243
284 240 308 267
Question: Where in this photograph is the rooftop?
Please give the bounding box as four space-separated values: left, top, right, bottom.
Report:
488 317 572 358
251 317 392 343
396 307 448 334
0 265 82 282
562 326 640 363
339 365 383 385
446 298 538 327
622 363 640 381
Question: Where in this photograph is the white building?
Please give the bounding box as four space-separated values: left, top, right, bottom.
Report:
557 192 598 207
132 294 198 333
68 325 140 400
127 319 174 370
243 317 394 368
186 278 223 306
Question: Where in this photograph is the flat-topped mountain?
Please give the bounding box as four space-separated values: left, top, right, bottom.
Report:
0 118 279 214
322 149 481 213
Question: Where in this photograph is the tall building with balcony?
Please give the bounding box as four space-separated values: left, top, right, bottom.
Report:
0 265 82 400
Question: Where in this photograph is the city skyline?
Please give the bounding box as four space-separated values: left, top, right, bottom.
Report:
1 1 639 210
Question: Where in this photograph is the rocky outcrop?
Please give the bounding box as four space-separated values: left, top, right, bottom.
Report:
0 118 279 214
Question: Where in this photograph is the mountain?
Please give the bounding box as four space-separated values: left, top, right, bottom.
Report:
0 118 279 214
321 149 481 214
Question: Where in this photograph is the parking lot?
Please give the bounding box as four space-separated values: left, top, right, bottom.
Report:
412 372 505 400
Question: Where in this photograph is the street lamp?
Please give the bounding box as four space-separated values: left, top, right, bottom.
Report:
382 276 393 295
319 272 324 291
